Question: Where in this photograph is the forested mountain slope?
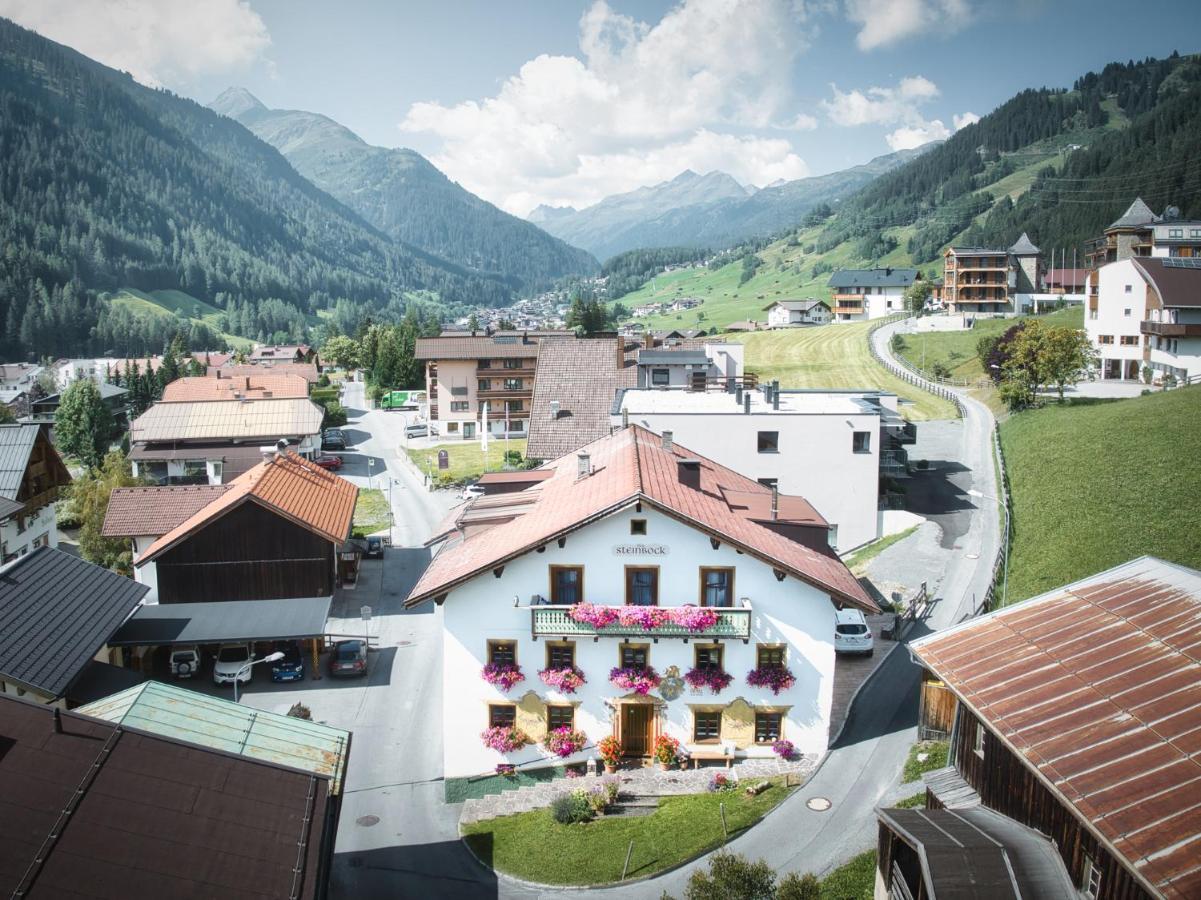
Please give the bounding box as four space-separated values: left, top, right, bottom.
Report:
0 18 511 358
606 53 1201 331
211 88 597 292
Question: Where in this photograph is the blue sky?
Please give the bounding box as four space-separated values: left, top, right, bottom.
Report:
5 0 1200 215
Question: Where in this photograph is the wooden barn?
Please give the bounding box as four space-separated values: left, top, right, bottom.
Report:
130 450 357 604
881 557 1201 900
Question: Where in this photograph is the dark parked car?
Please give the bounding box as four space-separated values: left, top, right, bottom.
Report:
364 536 384 558
322 430 347 451
329 640 368 677
270 641 306 683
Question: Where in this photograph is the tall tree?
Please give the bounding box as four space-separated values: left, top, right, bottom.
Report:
54 379 115 468
72 451 142 573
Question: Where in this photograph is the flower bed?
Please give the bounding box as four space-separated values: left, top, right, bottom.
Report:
544 726 587 758
568 603 720 633
481 725 530 753
482 662 525 691
745 665 796 695
684 666 733 694
609 665 661 694
539 666 586 694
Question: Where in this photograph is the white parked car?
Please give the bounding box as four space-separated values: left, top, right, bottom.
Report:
459 484 485 500
834 609 873 656
169 646 201 679
212 643 253 685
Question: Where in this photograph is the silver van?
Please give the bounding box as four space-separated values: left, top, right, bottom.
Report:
404 423 428 439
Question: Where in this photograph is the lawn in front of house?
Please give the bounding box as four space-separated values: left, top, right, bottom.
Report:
404 438 528 483
461 777 793 886
901 740 949 783
732 321 958 422
351 488 390 538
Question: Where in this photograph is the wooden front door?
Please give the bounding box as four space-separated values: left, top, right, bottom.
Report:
622 704 652 757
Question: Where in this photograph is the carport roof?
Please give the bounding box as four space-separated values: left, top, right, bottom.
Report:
108 596 332 646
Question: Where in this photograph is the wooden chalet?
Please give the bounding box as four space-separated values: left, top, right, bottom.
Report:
0 423 71 564
881 557 1201 900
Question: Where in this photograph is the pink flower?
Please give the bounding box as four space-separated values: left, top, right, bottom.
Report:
481 725 529 753
538 666 587 694
746 665 796 695
481 662 525 691
772 739 796 760
544 726 587 758
617 606 668 630
684 666 733 694
672 606 719 632
568 603 618 629
609 665 661 694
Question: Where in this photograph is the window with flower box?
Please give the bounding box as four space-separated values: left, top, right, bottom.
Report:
695 645 723 670
550 565 583 604
547 642 575 669
489 704 516 728
488 640 517 666
620 644 649 668
755 712 782 743
700 568 734 607
548 706 574 730
757 645 785 669
693 710 721 742
626 567 658 606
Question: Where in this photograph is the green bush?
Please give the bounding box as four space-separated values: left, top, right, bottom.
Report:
684 852 776 900
930 361 952 380
550 790 594 825
776 872 820 900
321 402 348 428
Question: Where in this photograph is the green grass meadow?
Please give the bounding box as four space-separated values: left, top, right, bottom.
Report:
1000 387 1201 603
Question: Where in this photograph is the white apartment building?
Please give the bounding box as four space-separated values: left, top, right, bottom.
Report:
764 300 832 328
1084 258 1149 381
634 342 744 388
407 426 877 789
827 269 920 322
611 385 914 552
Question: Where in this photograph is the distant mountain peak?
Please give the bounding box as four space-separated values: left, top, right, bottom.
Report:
209 87 266 119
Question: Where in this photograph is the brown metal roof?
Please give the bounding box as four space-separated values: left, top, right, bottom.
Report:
911 557 1201 900
102 484 231 537
413 333 553 360
162 374 309 402
130 398 324 443
0 695 331 899
1133 258 1201 309
136 452 358 565
209 362 320 384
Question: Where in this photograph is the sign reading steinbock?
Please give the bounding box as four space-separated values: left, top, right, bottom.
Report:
612 544 670 557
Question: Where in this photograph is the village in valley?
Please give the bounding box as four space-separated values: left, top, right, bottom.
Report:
1 5 1200 900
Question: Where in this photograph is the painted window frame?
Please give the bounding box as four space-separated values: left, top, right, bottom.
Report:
549 565 584 604
488 703 517 728
693 709 722 743
699 567 735 607
547 705 575 731
487 639 517 667
756 644 786 670
619 642 650 669
625 566 659 606
754 711 783 744
546 641 575 670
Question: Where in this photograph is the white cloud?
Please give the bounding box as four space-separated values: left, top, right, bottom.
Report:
0 0 270 88
776 112 819 131
400 0 813 214
823 75 974 150
953 111 981 130
886 122 950 150
845 0 972 51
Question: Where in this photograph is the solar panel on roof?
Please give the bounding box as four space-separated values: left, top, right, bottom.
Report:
1161 257 1201 269
493 336 517 344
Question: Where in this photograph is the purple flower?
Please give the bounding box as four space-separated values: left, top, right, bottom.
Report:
746 665 796 695
482 662 525 691
544 726 587 758
568 603 618 628
672 606 720 632
609 665 661 694
684 666 733 694
771 739 796 760
481 725 529 753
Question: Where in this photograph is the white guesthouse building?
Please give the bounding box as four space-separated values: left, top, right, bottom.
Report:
407 426 877 787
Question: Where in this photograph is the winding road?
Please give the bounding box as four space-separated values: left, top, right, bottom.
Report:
328 327 1004 898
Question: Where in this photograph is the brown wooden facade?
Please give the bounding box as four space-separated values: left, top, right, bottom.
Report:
942 704 1154 900
12 427 70 518
155 502 335 604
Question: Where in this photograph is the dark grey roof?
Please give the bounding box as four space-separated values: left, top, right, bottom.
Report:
636 350 711 365
764 299 829 312
1108 197 1158 230
827 268 918 289
109 595 332 646
1008 232 1040 255
64 659 148 704
0 547 148 698
32 381 128 407
0 423 38 500
877 805 1078 899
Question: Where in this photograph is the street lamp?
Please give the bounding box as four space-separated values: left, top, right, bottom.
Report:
968 488 1009 608
233 651 285 704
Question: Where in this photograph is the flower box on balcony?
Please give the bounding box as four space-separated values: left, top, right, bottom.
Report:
531 602 751 641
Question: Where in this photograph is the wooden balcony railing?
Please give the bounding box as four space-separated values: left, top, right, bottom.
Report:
1141 320 1201 337
531 604 752 641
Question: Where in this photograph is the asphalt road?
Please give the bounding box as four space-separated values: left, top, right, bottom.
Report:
324 354 1002 898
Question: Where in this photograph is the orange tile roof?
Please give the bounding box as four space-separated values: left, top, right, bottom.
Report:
407 425 873 610
911 557 1201 900
161 374 309 402
135 452 357 565
208 363 320 385
102 484 231 537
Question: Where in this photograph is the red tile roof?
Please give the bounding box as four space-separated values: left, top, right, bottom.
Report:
407 425 873 610
911 557 1201 900
135 452 357 565
161 374 309 402
102 484 231 537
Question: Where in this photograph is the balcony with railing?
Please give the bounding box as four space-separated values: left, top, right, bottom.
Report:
880 449 909 475
530 603 752 641
1141 320 1201 337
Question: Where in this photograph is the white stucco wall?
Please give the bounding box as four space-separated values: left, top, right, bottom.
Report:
437 505 840 780
132 535 159 603
0 502 57 563
610 406 881 550
1086 259 1148 378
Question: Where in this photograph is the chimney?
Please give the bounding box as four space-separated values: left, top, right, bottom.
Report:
661 430 673 451
616 336 625 370
549 399 560 419
643 332 653 349
577 452 591 478
622 407 629 428
522 330 530 344
53 707 62 733
771 485 779 520
678 458 701 489
736 385 744 405
772 380 780 411
744 393 751 415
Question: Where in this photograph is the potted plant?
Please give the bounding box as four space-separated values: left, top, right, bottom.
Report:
746 665 797 695
609 665 661 694
772 738 796 761
653 734 680 771
544 726 587 758
480 724 530 753
598 735 622 773
538 665 586 694
481 661 524 691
